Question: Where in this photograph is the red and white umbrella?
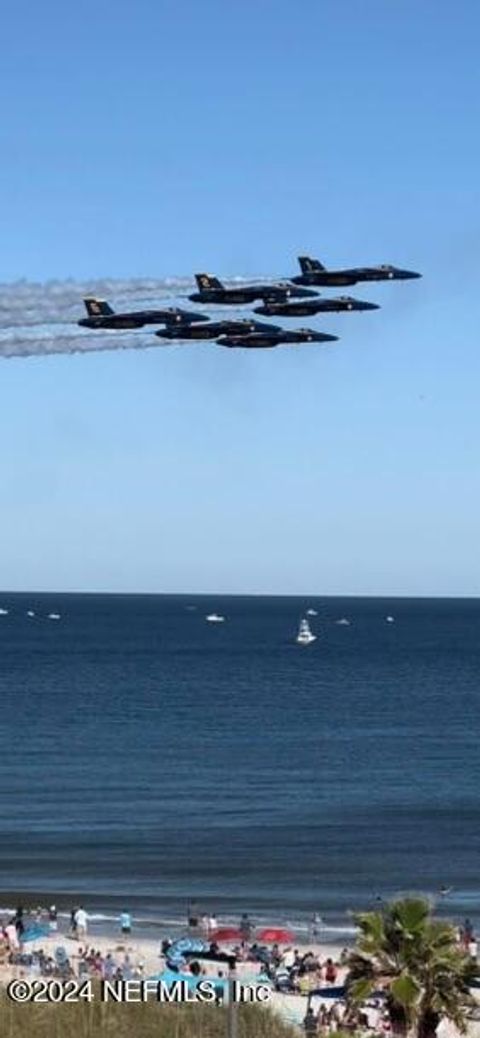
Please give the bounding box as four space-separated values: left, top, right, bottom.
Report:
256 927 294 944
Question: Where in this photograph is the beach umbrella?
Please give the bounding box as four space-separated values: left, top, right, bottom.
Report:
169 937 209 955
210 927 243 943
22 925 50 943
256 927 294 944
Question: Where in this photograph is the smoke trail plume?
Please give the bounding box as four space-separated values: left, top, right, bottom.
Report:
0 277 196 359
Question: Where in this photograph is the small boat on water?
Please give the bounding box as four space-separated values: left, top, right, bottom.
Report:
206 613 225 623
48 613 61 621
26 610 35 618
385 615 395 624
335 618 351 626
0 608 9 616
306 608 318 616
296 618 316 646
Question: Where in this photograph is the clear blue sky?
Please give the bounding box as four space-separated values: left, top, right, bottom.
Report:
0 0 479 594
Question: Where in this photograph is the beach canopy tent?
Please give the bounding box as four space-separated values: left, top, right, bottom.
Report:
169 937 210 955
180 949 237 967
148 969 228 996
210 927 244 943
148 969 270 998
166 947 237 970
256 927 294 944
166 936 210 968
308 986 346 1000
22 925 50 943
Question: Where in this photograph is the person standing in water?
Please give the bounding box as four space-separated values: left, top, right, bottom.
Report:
48 905 58 933
187 901 199 930
120 910 132 936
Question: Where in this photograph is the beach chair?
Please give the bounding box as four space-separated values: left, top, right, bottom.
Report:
54 946 71 977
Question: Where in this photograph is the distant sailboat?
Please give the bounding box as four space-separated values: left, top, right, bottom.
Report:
296 618 316 646
385 615 395 624
206 613 225 623
335 618 351 626
48 613 61 621
306 608 318 616
0 608 8 616
26 610 35 618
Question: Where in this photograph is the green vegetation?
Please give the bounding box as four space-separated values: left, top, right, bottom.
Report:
0 998 298 1038
347 896 478 1038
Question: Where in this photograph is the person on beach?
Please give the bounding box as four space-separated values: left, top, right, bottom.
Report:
187 901 199 929
208 912 217 934
70 907 78 938
282 946 295 969
239 912 252 940
324 958 338 985
48 905 58 933
5 921 19 951
14 906 24 941
103 953 116 980
74 906 88 941
120 910 131 936
310 912 322 938
303 1006 318 1035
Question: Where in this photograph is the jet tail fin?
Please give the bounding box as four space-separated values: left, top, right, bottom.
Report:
84 297 114 317
195 273 224 292
298 256 325 273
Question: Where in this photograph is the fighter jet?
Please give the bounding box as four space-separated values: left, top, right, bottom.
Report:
188 273 318 306
291 256 422 287
155 318 280 341
254 295 379 317
78 297 209 330
216 327 338 349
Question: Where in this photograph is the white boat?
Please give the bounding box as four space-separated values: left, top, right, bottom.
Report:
385 615 395 624
335 618 351 626
48 612 61 621
296 618 316 645
27 610 35 618
0 608 8 616
206 613 225 623
306 608 318 616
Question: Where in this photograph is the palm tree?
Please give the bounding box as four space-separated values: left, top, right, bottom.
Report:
346 897 478 1038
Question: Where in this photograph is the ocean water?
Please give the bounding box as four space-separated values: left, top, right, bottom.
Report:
0 593 479 936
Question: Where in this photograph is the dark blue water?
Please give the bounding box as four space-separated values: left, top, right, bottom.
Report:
0 594 479 935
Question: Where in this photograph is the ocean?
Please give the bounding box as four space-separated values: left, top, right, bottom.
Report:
0 593 479 939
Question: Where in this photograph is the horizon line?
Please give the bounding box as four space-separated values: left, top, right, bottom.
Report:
0 589 478 600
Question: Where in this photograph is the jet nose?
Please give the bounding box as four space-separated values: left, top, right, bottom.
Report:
402 269 422 279
363 301 380 309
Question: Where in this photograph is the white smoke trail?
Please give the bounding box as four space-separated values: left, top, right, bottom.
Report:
0 277 197 358
0 275 278 358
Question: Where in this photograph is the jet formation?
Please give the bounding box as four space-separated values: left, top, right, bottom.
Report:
77 253 421 350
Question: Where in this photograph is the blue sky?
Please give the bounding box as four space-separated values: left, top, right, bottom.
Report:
0 0 479 594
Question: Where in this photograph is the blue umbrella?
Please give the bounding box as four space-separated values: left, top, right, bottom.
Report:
22 925 50 943
147 969 229 997
169 936 210 955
